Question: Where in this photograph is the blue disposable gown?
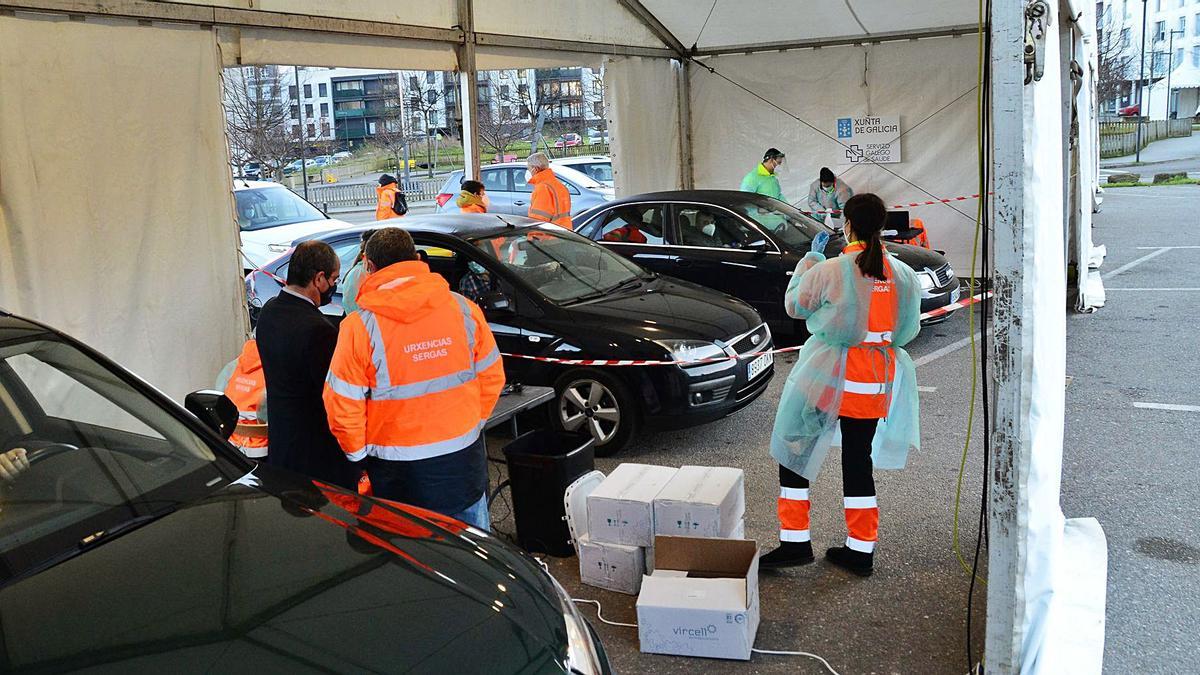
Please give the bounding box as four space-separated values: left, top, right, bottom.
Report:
770 249 922 479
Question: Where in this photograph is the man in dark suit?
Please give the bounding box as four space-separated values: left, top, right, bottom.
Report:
255 241 355 489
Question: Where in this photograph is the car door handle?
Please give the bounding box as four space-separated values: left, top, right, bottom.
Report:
513 200 527 206
674 258 692 267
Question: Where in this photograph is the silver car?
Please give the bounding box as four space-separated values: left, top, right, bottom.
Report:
435 162 614 216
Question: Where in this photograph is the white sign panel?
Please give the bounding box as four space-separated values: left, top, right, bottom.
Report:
835 115 902 165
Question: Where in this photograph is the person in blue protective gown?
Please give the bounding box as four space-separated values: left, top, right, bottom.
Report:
760 193 922 577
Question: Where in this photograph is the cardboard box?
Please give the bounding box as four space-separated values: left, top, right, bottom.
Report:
636 536 760 660
653 466 746 539
587 464 678 546
645 518 744 574
578 534 645 595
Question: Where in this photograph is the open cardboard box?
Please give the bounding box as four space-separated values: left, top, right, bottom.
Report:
636 535 760 660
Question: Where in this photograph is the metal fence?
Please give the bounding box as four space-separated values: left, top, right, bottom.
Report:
305 176 445 209
1099 117 1194 158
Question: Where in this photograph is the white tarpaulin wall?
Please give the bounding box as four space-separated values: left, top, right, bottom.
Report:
604 56 682 194
685 35 982 274
0 14 244 401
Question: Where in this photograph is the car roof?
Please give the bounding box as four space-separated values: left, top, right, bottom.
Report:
451 163 600 187
602 189 781 208
295 213 549 245
553 156 609 164
232 180 285 191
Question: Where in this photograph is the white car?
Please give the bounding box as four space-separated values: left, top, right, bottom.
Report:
234 181 351 269
552 155 613 187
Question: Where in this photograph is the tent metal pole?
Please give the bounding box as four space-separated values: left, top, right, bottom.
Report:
676 60 695 189
691 24 982 57
985 0 1028 671
615 0 688 56
455 0 480 181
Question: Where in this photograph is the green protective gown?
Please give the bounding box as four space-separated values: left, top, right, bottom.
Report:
770 249 922 480
739 163 784 201
340 260 366 315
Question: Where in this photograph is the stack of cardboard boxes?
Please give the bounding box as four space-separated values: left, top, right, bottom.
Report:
575 463 761 660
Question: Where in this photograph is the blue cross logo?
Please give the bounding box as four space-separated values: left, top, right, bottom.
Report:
837 118 853 139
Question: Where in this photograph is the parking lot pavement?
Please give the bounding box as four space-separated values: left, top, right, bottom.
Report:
1060 186 1200 673
487 307 990 674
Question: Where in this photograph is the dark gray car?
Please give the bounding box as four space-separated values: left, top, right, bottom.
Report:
435 162 614 216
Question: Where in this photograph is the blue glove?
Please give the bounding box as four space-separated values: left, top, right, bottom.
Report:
810 230 831 255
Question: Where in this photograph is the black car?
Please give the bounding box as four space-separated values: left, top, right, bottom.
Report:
247 215 776 454
575 190 962 335
0 311 610 673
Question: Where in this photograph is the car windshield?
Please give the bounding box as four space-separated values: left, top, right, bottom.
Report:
472 227 648 303
235 187 326 232
733 199 826 250
0 335 242 583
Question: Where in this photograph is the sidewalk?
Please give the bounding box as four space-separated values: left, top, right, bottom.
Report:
327 201 437 225
1102 130 1200 168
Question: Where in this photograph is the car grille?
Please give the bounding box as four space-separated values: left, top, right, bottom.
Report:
932 264 954 287
727 324 771 356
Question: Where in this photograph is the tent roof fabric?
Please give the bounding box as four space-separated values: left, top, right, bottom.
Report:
639 0 981 52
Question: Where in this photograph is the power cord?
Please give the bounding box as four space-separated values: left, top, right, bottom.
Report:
571 598 841 674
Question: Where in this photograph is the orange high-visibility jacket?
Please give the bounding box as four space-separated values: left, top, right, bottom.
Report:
527 168 572 229
223 338 269 457
323 260 505 464
376 183 403 221
839 242 898 419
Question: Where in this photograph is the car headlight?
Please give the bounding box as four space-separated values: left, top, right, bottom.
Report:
546 573 604 674
918 271 936 291
653 340 728 365
267 243 291 253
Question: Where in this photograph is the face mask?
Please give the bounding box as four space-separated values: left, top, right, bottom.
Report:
823 185 835 193
524 169 533 183
319 281 337 307
467 261 486 275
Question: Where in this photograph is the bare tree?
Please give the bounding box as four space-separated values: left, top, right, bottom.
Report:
371 102 415 181
403 72 449 177
1095 6 1138 110
223 66 293 180
476 80 529 158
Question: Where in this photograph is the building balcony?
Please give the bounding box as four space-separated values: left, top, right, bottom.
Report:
332 88 365 101
538 67 583 80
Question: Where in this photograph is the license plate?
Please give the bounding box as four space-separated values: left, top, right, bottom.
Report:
950 287 961 304
748 351 774 380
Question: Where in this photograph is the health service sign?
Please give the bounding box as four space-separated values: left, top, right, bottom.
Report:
835 115 901 165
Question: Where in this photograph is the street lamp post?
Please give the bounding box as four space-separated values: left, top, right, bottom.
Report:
295 65 309 199
1135 0 1148 162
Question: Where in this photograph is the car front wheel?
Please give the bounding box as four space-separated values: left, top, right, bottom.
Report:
551 369 637 457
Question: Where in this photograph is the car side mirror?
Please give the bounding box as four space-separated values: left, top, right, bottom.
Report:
477 291 515 315
185 390 238 440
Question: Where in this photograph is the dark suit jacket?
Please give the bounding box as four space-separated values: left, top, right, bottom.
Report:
255 291 355 489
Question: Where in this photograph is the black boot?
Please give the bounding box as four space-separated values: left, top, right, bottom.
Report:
759 541 815 569
825 546 873 576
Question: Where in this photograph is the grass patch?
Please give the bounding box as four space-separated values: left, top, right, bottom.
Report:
1105 177 1200 188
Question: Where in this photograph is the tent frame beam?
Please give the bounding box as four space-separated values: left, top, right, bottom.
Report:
455 0 480 181
0 0 677 58
615 0 688 56
691 23 982 56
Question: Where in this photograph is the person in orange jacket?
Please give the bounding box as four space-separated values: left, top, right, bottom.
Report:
456 179 488 214
323 227 505 530
375 174 406 221
525 152 572 229
217 337 269 458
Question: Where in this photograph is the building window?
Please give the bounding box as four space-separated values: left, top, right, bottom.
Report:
1195 13 1200 34
336 100 365 111
306 123 316 137
319 82 328 97
593 101 603 116
290 105 299 120
1155 0 1161 10
334 81 361 92
367 121 377 135
1176 47 1184 66
1193 44 1200 66
501 105 513 119
320 102 329 115
305 104 314 118
288 85 298 98
426 71 436 84
1179 15 1186 31
1121 27 1131 46
1154 20 1166 40
303 84 312 98
321 122 331 135
409 75 420 89
501 84 510 97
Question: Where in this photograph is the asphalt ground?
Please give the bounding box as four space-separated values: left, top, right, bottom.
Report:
1061 185 1200 673
485 283 992 674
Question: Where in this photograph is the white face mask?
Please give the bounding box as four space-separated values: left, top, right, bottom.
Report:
524 169 534 183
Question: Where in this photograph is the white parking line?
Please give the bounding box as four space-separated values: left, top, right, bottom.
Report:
1105 287 1200 291
1102 247 1171 279
917 386 938 393
1131 402 1200 412
1134 246 1200 250
914 332 982 368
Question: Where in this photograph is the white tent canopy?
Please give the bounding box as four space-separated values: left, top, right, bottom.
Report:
0 1 1104 672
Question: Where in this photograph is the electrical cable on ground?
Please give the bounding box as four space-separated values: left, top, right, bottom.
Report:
571 598 842 673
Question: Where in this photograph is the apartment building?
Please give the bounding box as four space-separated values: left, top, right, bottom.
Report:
1098 0 1200 117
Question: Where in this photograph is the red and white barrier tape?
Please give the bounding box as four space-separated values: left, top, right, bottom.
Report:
500 292 993 367
800 192 992 215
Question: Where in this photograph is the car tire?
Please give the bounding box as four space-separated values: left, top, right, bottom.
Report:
551 369 637 457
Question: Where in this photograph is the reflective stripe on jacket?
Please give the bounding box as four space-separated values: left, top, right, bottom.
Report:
223 338 269 456
527 169 573 229
839 242 897 419
376 183 403 221
323 261 505 463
